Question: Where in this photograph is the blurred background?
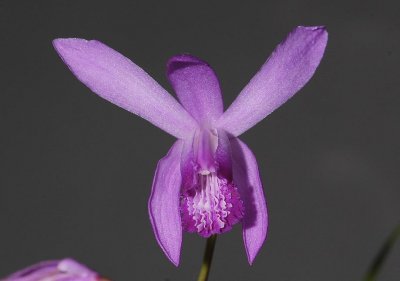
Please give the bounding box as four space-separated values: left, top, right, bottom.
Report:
1 0 399 280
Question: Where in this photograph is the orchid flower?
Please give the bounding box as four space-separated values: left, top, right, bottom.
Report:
53 26 328 266
1 259 102 281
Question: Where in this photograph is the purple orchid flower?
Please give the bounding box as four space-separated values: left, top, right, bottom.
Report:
1 259 102 281
53 26 328 266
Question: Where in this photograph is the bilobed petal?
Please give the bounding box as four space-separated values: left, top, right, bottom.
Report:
148 141 184 266
53 39 197 139
167 54 223 125
230 138 268 265
217 26 328 136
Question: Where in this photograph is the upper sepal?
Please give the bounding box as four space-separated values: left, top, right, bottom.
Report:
167 54 224 125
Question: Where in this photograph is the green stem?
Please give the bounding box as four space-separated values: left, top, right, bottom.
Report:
197 235 217 281
363 224 400 281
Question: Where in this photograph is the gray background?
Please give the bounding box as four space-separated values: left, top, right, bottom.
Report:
1 0 399 280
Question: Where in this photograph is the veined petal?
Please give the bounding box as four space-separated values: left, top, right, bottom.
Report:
217 26 328 136
148 140 184 266
53 39 197 139
230 138 268 265
167 54 223 125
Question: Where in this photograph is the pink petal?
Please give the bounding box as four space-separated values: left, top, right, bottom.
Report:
2 259 98 281
53 39 197 139
167 54 224 125
148 141 184 266
230 138 268 265
3 260 59 280
217 26 328 136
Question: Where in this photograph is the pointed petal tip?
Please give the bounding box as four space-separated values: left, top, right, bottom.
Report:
170 255 180 267
52 38 61 47
53 38 106 55
52 38 97 60
148 203 182 267
153 234 180 266
295 25 328 41
53 38 86 50
52 38 68 53
247 253 256 266
52 37 65 46
297 25 326 31
245 231 268 265
244 205 268 266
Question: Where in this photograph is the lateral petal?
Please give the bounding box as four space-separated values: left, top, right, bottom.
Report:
53 39 197 139
148 140 184 266
217 26 328 136
230 138 268 265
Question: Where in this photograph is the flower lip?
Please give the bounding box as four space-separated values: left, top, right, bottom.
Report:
181 173 244 237
180 127 244 237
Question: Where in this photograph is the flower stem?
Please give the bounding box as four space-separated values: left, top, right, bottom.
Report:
363 224 400 281
197 235 217 281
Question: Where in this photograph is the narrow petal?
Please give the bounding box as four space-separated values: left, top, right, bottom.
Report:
217 26 328 136
53 39 197 139
167 54 224 125
148 141 184 266
230 138 268 265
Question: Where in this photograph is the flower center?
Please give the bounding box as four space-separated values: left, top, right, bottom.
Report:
180 172 244 237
